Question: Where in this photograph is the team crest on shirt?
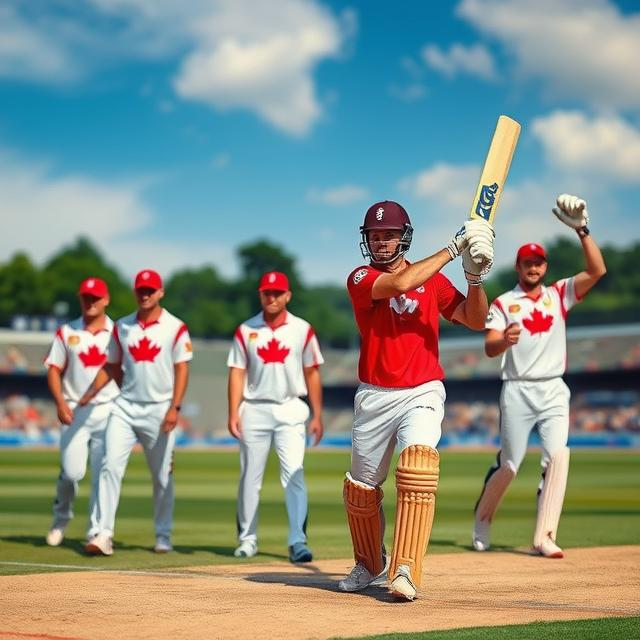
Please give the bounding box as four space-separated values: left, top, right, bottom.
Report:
416 285 425 293
249 332 258 341
508 304 520 313
390 294 418 315
543 296 552 307
184 341 193 353
352 268 368 284
67 335 80 346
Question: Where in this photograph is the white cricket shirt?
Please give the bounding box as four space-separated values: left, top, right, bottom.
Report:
45 316 119 404
227 311 324 403
108 309 193 402
485 278 580 380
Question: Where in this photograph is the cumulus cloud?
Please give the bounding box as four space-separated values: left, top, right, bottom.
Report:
307 184 369 206
457 0 640 110
531 111 640 183
422 43 497 81
0 0 353 136
0 145 233 278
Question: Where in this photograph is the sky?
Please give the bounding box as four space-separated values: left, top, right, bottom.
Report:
1 0 640 291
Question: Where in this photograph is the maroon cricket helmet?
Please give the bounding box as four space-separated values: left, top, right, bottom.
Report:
359 200 414 264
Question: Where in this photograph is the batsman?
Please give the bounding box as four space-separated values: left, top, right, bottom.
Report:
340 200 494 600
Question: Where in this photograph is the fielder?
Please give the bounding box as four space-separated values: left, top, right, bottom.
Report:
472 194 606 557
340 200 494 600
79 269 192 555
44 277 119 546
228 271 324 563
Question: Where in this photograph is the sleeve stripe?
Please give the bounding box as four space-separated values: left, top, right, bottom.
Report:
173 323 188 347
304 325 315 348
235 326 248 359
113 323 121 350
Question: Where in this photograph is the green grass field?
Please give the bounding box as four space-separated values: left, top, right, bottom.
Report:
1 448 638 639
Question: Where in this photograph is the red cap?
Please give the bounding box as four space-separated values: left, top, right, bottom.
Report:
516 243 547 262
134 269 163 290
78 277 109 298
258 271 289 292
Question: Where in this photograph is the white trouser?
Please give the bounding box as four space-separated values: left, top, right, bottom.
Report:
499 378 570 470
51 402 112 538
237 398 309 547
351 380 445 487
97 397 174 539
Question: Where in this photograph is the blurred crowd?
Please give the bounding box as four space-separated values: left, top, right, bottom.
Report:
2 391 638 442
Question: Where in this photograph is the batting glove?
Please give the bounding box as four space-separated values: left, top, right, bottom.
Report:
552 193 589 230
446 218 494 260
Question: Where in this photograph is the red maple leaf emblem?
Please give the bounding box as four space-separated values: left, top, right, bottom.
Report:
257 338 290 364
78 344 107 368
129 336 162 362
522 308 554 335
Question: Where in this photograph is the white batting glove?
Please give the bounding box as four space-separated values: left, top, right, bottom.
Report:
445 218 493 260
552 193 589 230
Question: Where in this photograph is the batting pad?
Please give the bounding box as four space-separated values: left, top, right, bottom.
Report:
533 447 570 547
475 461 516 523
389 445 439 588
343 473 385 576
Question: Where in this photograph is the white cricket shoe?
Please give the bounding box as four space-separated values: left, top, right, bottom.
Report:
472 518 491 551
535 535 564 558
154 536 173 553
234 540 257 558
85 532 113 556
338 560 388 592
46 527 65 547
389 564 417 601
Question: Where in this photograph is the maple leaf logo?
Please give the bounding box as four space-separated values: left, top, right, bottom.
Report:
257 338 290 364
78 344 107 368
522 308 554 335
129 336 162 362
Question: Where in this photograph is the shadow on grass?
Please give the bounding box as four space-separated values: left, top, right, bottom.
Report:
0 535 290 560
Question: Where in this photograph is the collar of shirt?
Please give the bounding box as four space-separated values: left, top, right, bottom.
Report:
512 283 547 302
136 308 164 329
259 310 289 330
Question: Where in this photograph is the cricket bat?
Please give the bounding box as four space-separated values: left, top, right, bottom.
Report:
469 115 521 224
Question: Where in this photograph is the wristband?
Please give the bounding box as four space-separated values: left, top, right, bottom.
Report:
172 405 182 412
577 226 590 238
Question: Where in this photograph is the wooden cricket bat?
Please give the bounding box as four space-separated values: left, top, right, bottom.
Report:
469 115 521 224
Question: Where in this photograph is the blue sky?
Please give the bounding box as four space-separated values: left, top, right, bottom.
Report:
1 0 639 291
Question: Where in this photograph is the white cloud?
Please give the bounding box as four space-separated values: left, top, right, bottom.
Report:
0 0 354 136
422 43 497 81
457 0 640 110
308 184 369 206
0 145 233 279
532 111 640 183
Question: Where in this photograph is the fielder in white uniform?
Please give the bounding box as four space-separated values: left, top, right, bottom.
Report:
227 271 324 563
80 269 192 556
44 277 119 546
472 194 606 558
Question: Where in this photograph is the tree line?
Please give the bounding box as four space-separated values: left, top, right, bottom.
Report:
1 237 638 347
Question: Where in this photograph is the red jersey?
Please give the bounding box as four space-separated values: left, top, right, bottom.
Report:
347 264 465 388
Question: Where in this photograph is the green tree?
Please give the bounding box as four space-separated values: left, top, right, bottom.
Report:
0 253 49 324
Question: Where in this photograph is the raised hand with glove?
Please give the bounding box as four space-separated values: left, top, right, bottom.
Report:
446 218 495 285
553 194 590 237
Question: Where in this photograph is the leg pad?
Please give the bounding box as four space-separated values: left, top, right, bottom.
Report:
534 447 570 548
475 460 517 523
389 445 439 588
343 473 384 576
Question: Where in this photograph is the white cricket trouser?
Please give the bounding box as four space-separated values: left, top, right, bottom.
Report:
237 398 310 547
52 402 112 538
351 380 445 487
499 377 570 470
97 397 174 538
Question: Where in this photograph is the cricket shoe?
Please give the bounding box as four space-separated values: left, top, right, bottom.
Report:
154 536 173 553
234 540 257 558
388 564 417 601
472 518 491 551
46 527 65 547
338 559 388 592
289 542 313 563
534 536 564 558
85 532 113 556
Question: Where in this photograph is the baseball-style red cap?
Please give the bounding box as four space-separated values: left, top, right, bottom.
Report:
516 243 547 262
258 271 289 292
78 277 109 298
134 269 163 290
